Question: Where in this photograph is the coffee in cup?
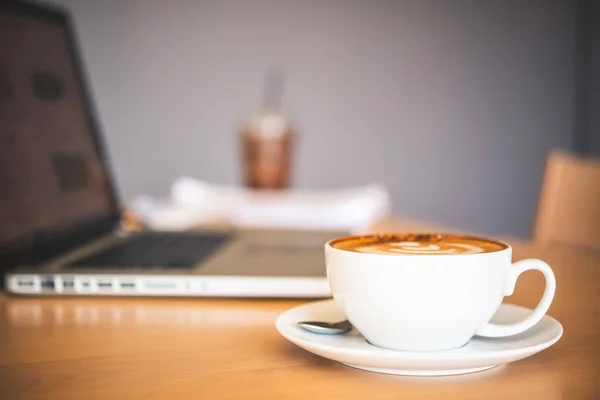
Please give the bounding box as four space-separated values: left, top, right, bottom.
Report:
332 233 506 255
325 233 556 351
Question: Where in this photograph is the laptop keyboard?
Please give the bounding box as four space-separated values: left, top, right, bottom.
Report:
67 232 231 269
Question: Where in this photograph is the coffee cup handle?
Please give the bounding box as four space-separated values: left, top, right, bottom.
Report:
476 259 556 338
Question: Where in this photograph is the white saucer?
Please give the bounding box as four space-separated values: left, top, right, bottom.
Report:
276 300 563 376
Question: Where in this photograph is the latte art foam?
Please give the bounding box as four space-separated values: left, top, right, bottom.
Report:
331 234 507 255
353 241 487 255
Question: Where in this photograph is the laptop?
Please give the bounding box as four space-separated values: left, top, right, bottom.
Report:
0 1 342 297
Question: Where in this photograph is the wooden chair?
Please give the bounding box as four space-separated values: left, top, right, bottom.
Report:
533 150 600 250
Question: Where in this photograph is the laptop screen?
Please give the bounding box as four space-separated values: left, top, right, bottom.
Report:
0 4 119 255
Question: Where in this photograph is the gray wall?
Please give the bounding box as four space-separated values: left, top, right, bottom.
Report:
52 0 576 238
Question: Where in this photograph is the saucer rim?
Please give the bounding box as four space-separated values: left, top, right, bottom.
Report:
275 299 563 360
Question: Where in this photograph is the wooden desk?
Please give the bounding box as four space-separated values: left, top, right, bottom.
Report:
1 224 600 399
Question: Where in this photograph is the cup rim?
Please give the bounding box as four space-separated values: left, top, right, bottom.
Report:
326 232 510 256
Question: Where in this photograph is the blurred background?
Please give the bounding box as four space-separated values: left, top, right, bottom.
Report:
47 0 599 238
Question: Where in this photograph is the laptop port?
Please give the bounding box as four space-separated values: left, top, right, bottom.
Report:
40 277 55 290
17 279 35 287
97 281 112 289
120 282 135 289
78 280 92 291
62 280 75 289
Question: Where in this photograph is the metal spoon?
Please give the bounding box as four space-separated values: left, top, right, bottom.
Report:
297 319 353 335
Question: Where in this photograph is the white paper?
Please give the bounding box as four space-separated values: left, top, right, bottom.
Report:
130 177 391 232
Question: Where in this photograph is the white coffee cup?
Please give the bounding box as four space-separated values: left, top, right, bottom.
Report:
325 233 556 352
